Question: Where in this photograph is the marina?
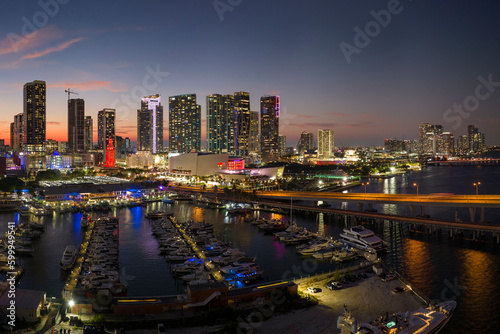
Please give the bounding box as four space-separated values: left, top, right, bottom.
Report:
0 167 498 332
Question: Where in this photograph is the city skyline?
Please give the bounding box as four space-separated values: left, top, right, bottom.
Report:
1 1 500 146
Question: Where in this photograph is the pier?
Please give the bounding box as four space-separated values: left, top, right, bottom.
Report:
62 221 93 300
169 216 225 282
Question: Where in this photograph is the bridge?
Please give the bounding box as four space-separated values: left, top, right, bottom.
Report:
256 191 500 223
427 158 500 166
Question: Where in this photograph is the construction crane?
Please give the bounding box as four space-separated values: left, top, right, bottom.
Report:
65 88 79 100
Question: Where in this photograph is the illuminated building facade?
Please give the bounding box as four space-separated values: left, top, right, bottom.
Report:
260 95 280 163
23 80 46 153
249 111 259 154
137 94 163 153
84 116 93 151
97 108 116 167
234 91 251 156
318 129 334 158
207 94 235 154
68 98 85 153
169 94 201 153
11 113 23 152
298 132 314 155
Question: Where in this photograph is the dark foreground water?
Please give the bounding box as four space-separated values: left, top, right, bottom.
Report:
1 165 499 333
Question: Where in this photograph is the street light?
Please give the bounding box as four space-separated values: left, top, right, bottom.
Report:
473 182 481 195
413 183 419 196
361 182 369 193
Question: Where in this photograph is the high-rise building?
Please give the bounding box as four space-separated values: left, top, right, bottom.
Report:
234 91 251 156
260 95 280 163
207 94 235 154
23 80 46 153
437 132 454 156
467 125 486 154
169 94 201 153
11 113 23 152
298 132 314 155
279 135 286 156
84 116 93 151
249 111 259 154
125 137 131 153
68 98 85 153
318 129 334 158
137 94 163 153
97 108 116 167
419 123 443 155
456 135 468 156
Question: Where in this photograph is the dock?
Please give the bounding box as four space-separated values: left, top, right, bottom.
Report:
169 217 225 282
62 221 94 300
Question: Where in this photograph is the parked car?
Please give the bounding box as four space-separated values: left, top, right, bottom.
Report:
326 281 342 290
381 274 396 282
394 287 405 293
307 287 320 293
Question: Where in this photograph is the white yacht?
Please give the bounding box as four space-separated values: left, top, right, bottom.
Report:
60 245 78 270
340 226 388 252
337 301 456 334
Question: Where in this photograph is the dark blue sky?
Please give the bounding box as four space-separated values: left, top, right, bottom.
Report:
1 0 500 146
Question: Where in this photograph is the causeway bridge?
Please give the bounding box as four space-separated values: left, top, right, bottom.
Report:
256 191 500 223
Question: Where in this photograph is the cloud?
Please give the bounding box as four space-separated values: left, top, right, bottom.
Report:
47 121 61 125
288 113 314 119
0 25 63 56
327 112 348 117
21 38 84 60
48 80 124 92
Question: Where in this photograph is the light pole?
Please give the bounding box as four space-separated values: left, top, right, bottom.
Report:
361 182 369 193
413 183 419 196
473 182 481 195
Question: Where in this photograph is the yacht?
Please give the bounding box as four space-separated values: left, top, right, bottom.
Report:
337 301 456 334
60 245 78 270
340 226 388 252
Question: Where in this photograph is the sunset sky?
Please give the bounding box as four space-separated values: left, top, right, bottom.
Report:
1 0 500 147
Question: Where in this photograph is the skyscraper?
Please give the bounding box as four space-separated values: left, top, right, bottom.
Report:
249 110 259 154
169 94 201 153
260 95 280 163
207 94 235 154
137 94 163 153
97 109 116 167
467 125 486 154
68 98 85 153
84 116 93 151
298 131 314 155
234 91 251 156
23 80 46 153
318 129 334 158
279 135 286 157
11 113 23 152
419 123 443 155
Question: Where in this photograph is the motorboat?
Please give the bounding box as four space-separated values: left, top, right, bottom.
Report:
145 211 166 219
297 238 336 256
337 301 456 334
340 226 388 252
60 245 78 270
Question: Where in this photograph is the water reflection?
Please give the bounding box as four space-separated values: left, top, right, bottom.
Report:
402 239 436 297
